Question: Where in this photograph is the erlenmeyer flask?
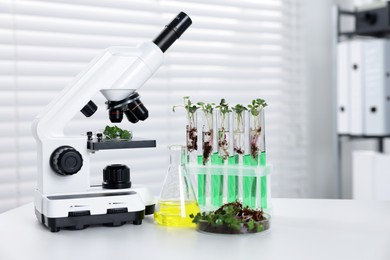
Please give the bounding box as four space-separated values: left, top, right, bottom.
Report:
154 145 200 227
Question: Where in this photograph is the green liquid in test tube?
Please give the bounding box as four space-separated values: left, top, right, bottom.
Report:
260 151 267 209
197 155 206 207
211 152 224 207
243 154 258 208
227 155 239 202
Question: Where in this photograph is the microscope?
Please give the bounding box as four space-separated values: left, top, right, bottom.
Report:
32 12 192 232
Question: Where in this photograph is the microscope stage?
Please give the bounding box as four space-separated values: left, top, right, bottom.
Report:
87 138 156 151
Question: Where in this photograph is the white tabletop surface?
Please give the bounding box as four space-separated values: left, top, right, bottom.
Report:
0 199 389 260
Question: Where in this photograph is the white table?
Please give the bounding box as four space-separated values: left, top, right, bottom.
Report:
0 199 389 260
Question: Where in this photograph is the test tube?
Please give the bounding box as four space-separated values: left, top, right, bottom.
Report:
243 110 259 208
228 110 244 202
200 108 215 208
196 110 206 207
258 108 267 209
211 109 224 208
186 110 198 163
217 109 230 161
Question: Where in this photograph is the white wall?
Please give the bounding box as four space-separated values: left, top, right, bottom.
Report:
303 0 353 198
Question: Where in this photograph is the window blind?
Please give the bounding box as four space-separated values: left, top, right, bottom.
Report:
0 0 305 213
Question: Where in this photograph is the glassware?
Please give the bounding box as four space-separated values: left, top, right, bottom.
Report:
217 109 230 160
243 108 266 208
186 110 198 163
233 110 245 157
201 110 214 165
154 145 200 227
210 110 224 208
228 110 246 202
196 110 206 207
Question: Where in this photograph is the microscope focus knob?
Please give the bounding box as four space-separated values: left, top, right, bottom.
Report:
103 164 131 189
50 146 83 176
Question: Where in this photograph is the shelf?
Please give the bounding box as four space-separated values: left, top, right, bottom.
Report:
338 3 390 39
338 134 390 138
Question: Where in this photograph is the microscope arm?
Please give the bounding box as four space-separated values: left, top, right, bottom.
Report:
32 43 163 141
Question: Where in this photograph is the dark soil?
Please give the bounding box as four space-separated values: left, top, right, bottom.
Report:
250 127 261 159
186 126 198 152
215 201 265 222
203 141 212 165
202 130 213 165
234 147 244 155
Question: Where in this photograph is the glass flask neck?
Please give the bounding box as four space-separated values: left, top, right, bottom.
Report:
169 145 186 166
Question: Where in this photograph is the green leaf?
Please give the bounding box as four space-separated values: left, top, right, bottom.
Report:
173 97 199 114
103 125 132 140
216 98 231 115
193 201 265 232
231 104 247 114
257 224 264 232
120 130 130 140
247 219 255 230
198 102 214 114
248 98 268 116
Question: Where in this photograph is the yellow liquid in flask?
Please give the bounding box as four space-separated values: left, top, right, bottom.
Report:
154 200 200 227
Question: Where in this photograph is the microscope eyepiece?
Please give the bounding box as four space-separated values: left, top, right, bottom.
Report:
153 12 192 53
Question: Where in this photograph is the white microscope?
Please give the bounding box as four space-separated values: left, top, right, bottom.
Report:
32 12 192 232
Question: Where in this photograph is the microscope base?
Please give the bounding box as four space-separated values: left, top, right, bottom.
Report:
35 208 146 232
34 188 155 232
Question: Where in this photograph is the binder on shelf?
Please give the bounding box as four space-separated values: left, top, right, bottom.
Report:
363 39 390 136
352 151 390 200
337 41 350 134
349 40 365 135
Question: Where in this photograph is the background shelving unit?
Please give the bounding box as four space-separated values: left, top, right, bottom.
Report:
336 2 390 199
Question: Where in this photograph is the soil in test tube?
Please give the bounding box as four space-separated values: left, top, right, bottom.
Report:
211 153 224 208
260 151 267 209
243 154 258 208
197 155 206 207
227 154 239 202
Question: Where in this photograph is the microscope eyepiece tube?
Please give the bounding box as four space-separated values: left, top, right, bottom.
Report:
153 12 192 53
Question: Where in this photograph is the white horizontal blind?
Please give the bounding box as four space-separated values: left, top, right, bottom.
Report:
0 0 305 213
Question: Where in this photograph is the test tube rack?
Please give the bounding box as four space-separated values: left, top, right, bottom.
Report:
186 162 272 212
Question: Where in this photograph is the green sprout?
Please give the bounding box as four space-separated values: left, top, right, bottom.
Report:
172 96 199 126
247 98 267 117
216 99 231 160
216 98 231 116
173 97 199 152
231 104 247 131
197 101 215 130
190 201 266 232
231 104 247 115
247 98 267 158
103 125 132 140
